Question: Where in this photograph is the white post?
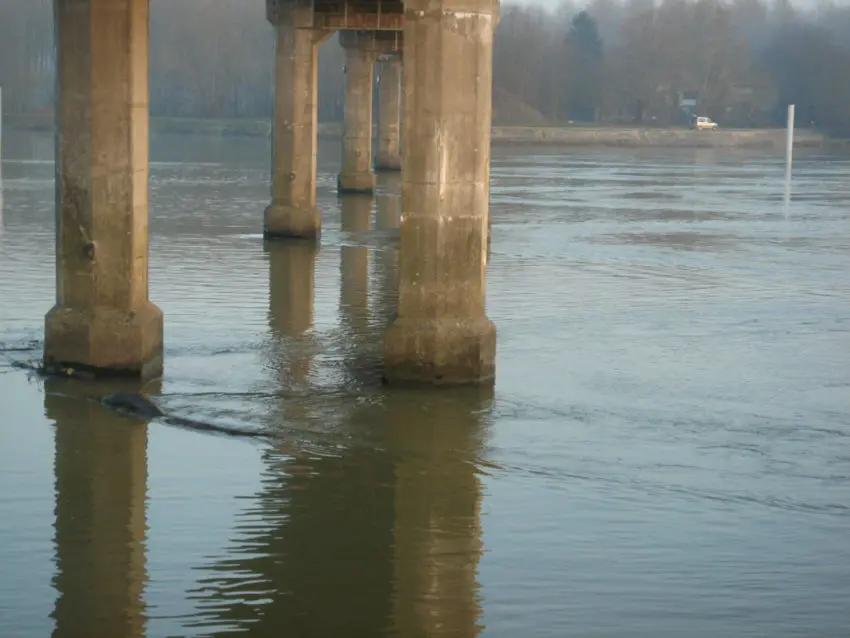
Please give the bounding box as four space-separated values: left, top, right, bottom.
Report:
785 104 795 178
783 103 795 210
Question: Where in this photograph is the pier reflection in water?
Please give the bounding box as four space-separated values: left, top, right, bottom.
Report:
182 387 490 638
340 194 372 333
338 194 377 385
182 185 488 635
264 183 400 393
265 239 317 389
46 378 155 638
43 181 434 638
374 174 401 328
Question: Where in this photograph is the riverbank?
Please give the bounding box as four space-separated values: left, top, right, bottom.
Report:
490 125 829 149
5 113 843 149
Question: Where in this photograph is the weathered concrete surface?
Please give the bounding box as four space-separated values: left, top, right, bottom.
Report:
375 56 402 171
338 32 377 194
383 0 498 386
265 3 327 239
45 0 163 381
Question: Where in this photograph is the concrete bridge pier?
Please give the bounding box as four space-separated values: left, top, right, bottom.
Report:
45 0 163 381
338 31 402 194
383 0 499 386
375 55 402 172
338 32 378 194
265 2 332 239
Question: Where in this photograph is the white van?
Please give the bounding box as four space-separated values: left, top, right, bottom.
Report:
690 116 718 131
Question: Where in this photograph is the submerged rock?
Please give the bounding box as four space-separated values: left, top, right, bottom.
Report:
101 393 165 419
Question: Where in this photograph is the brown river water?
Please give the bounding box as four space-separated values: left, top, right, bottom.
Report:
1 130 849 637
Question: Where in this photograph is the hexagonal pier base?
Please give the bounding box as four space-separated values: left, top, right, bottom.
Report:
264 203 321 240
383 317 496 386
374 153 402 172
44 303 164 381
337 171 377 194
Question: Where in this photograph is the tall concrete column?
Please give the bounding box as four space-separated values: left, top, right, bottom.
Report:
383 0 499 386
265 2 324 240
375 56 402 172
338 32 377 194
45 0 163 380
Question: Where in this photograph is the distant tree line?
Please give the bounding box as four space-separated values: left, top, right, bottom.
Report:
1 0 849 134
494 0 850 132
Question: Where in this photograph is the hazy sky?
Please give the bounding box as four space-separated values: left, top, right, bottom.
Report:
506 0 850 7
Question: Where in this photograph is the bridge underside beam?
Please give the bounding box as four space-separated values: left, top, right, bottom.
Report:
313 0 404 30
269 0 404 31
314 12 403 30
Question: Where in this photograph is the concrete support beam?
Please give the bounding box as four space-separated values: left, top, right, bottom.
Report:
375 55 402 172
383 0 499 386
338 32 378 194
314 11 404 32
45 0 163 381
265 2 325 239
